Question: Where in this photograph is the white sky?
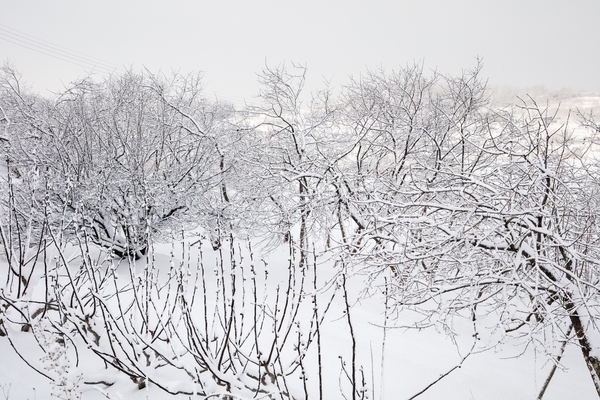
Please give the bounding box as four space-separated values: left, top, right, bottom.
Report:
1 0 599 104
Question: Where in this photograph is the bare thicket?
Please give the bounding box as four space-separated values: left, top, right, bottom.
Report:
1 61 600 398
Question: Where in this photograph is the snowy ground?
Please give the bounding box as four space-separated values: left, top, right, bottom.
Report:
0 235 598 400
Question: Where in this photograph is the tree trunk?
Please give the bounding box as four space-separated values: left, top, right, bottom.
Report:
568 304 600 395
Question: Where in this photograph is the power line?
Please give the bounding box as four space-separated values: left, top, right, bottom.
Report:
0 23 125 74
0 34 110 74
0 23 123 70
0 23 257 106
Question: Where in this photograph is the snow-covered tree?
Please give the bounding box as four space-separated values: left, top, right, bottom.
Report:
0 67 239 258
336 63 600 394
243 63 340 253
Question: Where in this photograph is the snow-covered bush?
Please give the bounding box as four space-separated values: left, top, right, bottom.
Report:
0 65 243 259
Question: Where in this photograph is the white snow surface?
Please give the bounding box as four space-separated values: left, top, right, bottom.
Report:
0 237 597 400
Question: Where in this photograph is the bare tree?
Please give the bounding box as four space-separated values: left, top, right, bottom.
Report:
337 62 600 394
244 63 340 256
0 67 239 258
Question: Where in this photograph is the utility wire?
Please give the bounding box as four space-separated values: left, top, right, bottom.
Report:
0 23 256 106
0 23 125 74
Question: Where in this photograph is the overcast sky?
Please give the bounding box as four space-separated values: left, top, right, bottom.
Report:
1 0 599 104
